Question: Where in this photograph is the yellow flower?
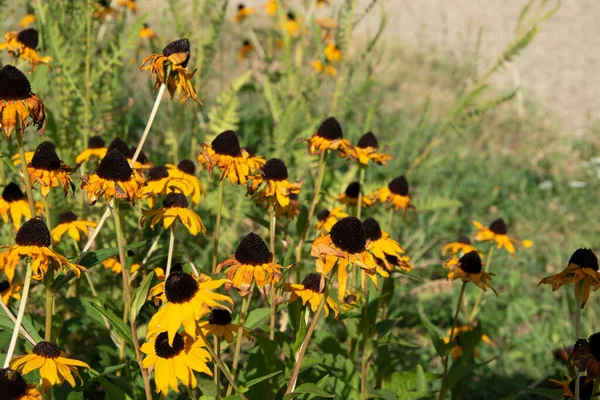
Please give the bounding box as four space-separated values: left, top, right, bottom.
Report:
217 233 284 296
147 271 233 345
573 332 600 383
141 38 202 103
198 308 253 343
248 158 302 209
165 160 205 205
140 24 157 40
0 183 32 230
118 0 137 12
284 12 302 36
473 218 532 256
0 218 86 282
50 211 97 243
27 142 75 198
443 321 496 360
241 146 266 172
548 377 593 400
371 175 416 214
199 130 259 184
284 273 339 317
377 253 414 272
311 217 387 301
442 235 477 256
10 341 90 392
75 136 107 164
444 251 496 293
0 280 22 305
354 132 392 166
81 149 146 205
0 29 52 72
337 182 375 208
539 248 600 308
142 332 212 396
233 3 256 23
94 0 118 19
142 165 190 208
238 40 254 61
277 192 300 219
264 0 277 15
20 13 37 28
304 117 356 158
324 43 341 62
315 206 348 234
362 218 404 267
141 193 206 235
0 368 42 399
101 256 140 275
340 291 361 311
0 65 46 140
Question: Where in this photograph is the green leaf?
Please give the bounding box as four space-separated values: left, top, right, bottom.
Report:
444 358 495 391
418 306 448 357
283 383 335 399
296 205 308 239
1 155 20 176
243 370 282 389
85 300 133 348
415 365 428 392
293 309 308 353
0 307 43 343
244 307 271 329
130 271 154 322
66 392 84 400
375 319 395 337
368 388 397 400
87 369 132 400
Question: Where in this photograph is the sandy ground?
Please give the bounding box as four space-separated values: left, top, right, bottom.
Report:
231 0 598 134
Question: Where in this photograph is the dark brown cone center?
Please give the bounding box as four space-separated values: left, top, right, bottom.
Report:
211 130 242 157
458 251 482 274
33 341 60 359
362 218 383 241
17 28 39 49
234 233 272 265
0 65 31 100
262 158 288 181
302 273 325 293
163 193 188 208
344 182 360 199
489 219 508 235
2 183 25 203
569 248 599 271
177 159 195 175
356 132 379 149
30 142 61 171
316 117 343 140
164 272 198 304
208 308 233 325
96 150 133 182
330 217 367 253
58 211 78 224
15 218 51 247
0 368 28 400
162 38 191 68
154 332 185 359
88 136 106 149
147 166 169 181
0 280 10 293
107 137 130 157
388 176 409 196
317 209 330 222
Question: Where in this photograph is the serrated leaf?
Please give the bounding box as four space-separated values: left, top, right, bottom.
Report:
130 271 154 322
85 300 133 348
283 383 335 399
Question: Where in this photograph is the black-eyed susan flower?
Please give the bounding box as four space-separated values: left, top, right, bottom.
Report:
443 320 496 360
102 256 140 275
141 38 202 103
372 175 416 214
0 183 32 230
199 130 258 184
128 146 153 170
10 341 90 392
141 192 206 236
142 165 189 207
354 132 392 166
0 280 22 305
164 160 204 204
0 65 45 140
27 142 75 198
94 0 118 19
241 146 266 172
285 11 302 36
304 117 355 158
75 136 107 164
362 217 404 264
50 211 97 243
311 217 385 301
118 0 137 12
0 28 51 72
248 158 302 209
316 207 348 234
198 308 253 343
217 232 284 296
573 332 600 382
277 192 300 219
0 368 42 400
324 43 341 63
140 23 157 40
146 264 185 304
341 291 361 311
473 218 532 256
147 271 233 345
141 331 212 396
238 39 254 61
539 248 600 308
264 0 277 15
233 3 256 23
337 181 374 208
442 235 477 256
444 251 495 293
0 218 86 282
311 60 337 77
284 273 339 317
20 10 37 29
379 253 414 272
548 377 594 400
81 149 146 205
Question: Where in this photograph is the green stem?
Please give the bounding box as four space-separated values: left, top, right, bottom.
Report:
226 284 254 396
469 245 494 322
3 263 32 368
386 207 394 234
215 339 221 400
165 225 176 278
360 294 370 400
15 125 36 217
44 197 54 342
212 179 225 273
269 205 277 340
356 166 366 219
438 282 467 400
